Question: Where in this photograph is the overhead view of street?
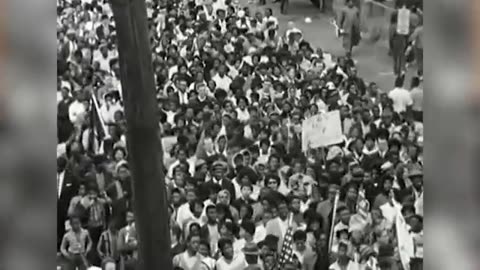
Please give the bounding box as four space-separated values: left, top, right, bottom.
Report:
57 0 423 269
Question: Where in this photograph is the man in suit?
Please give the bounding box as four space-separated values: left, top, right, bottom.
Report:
208 160 236 199
59 29 78 62
57 156 78 250
95 15 115 41
118 211 138 270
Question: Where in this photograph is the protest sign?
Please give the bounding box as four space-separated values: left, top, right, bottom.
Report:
397 6 410 35
301 110 343 152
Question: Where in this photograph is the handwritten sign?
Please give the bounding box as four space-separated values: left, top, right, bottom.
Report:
301 110 343 151
396 7 410 35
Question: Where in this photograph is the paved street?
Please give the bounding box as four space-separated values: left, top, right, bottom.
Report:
246 0 404 92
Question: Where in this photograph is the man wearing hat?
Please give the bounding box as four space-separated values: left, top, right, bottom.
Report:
376 244 399 270
207 160 236 199
242 242 262 268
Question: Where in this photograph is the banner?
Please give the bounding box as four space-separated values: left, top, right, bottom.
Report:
395 211 415 270
301 110 343 152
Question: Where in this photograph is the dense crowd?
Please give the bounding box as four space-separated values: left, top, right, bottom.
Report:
57 0 423 269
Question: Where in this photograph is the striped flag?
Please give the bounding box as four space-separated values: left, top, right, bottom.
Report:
279 226 295 267
88 94 108 155
357 187 370 219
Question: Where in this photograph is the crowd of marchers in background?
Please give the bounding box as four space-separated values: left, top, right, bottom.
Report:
56 0 423 269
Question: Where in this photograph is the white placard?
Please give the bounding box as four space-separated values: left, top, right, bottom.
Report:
397 7 410 35
301 110 343 151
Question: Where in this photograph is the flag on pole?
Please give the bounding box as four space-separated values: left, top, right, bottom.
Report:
88 95 107 155
356 187 370 219
328 191 340 252
395 210 414 270
279 226 295 267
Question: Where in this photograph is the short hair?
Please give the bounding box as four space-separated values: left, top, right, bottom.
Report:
187 232 200 242
265 174 280 186
293 230 307 242
240 220 256 236
199 239 211 251
189 199 204 213
218 238 233 251
205 204 217 213
394 75 404 87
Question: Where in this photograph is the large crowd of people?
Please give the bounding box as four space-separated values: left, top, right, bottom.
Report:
56 0 423 269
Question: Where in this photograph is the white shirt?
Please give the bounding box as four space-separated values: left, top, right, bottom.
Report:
212 74 232 92
215 254 246 270
388 87 413 113
68 101 87 125
176 203 194 229
253 224 267 243
100 102 123 125
235 108 250 123
93 51 113 73
410 87 423 112
329 260 359 270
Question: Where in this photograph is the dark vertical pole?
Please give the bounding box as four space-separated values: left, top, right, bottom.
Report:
109 0 172 269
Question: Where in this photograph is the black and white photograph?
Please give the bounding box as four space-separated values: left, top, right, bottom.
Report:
56 0 423 269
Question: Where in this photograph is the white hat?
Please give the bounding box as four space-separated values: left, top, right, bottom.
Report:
326 146 343 161
326 81 336 90
238 10 245 18
247 47 257 55
380 161 393 171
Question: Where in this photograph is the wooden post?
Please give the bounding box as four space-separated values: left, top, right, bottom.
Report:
109 0 172 270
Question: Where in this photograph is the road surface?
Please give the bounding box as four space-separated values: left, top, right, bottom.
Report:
246 0 414 92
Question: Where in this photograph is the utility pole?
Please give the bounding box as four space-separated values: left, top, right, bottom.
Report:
109 0 172 269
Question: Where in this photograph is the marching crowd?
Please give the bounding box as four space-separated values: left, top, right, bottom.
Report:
56 0 423 269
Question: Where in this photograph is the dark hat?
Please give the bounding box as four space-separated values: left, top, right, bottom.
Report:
377 244 394 259
242 242 259 255
406 213 423 223
408 168 423 178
